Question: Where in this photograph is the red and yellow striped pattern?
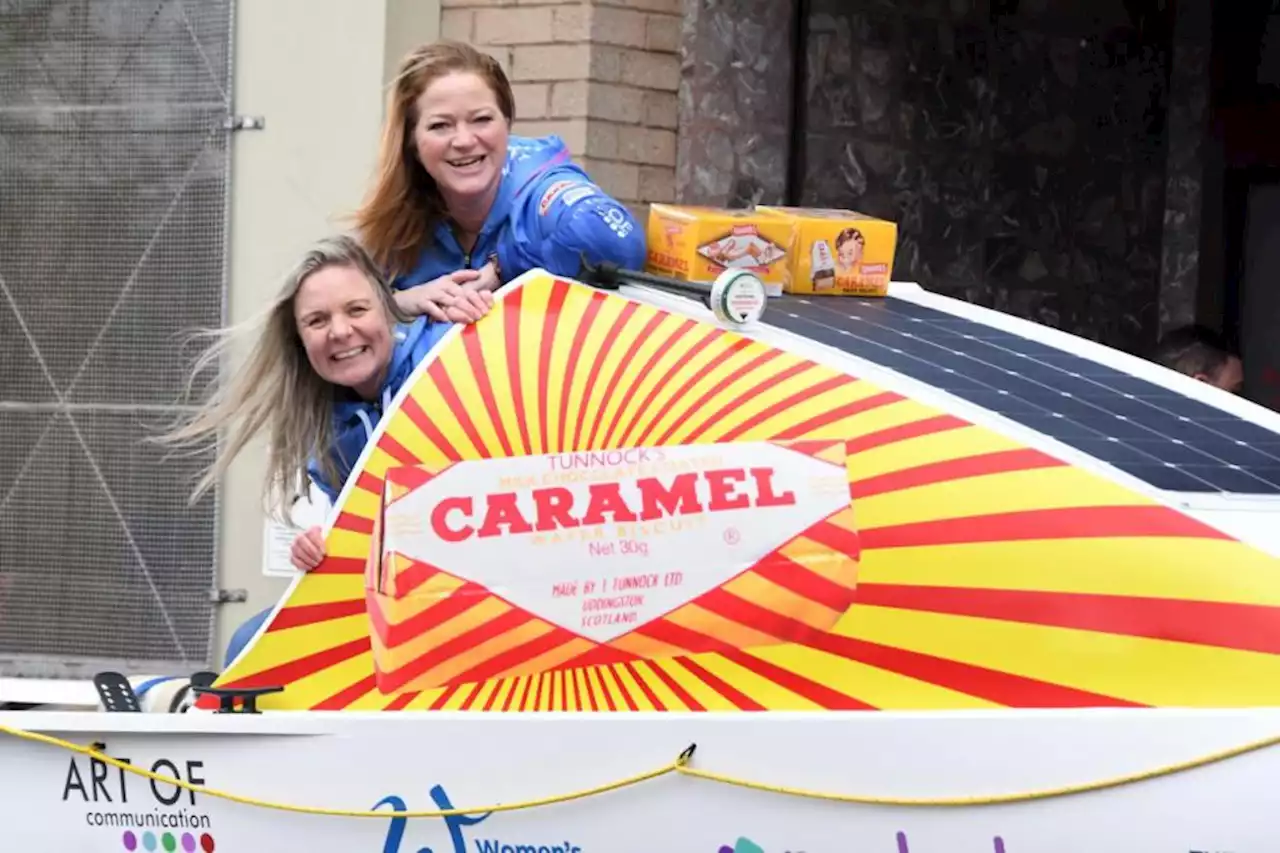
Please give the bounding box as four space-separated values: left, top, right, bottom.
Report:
208 271 1280 712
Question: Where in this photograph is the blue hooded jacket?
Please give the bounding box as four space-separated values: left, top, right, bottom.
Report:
392 134 648 289
306 315 451 504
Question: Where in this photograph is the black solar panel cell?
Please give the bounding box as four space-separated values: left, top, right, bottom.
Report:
768 295 1280 495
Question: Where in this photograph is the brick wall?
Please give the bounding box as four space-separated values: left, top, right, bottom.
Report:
439 0 680 214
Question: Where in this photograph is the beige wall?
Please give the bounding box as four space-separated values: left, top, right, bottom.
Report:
216 0 439 658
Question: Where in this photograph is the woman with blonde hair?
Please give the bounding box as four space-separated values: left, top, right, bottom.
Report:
354 40 646 317
162 234 477 570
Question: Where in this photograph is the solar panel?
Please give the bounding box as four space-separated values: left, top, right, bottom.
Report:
767 295 1280 495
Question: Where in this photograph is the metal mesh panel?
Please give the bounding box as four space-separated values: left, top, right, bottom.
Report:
0 0 232 676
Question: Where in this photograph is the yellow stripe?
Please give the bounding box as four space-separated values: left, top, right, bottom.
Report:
613 326 725 448
747 644 1001 710
598 665 637 711
654 658 740 711
435 347 498 458
340 485 381 521
373 575 465 624
696 368 860 443
593 313 704 448
572 668 592 711
561 297 631 450
840 605 1280 708
493 638 594 682
779 538 859 588
852 466 1154 530
628 659 687 710
541 284 593 453
634 334 755 447
850 424 1026 479
611 633 688 661
405 621 554 693
610 662 658 710
438 682 474 711
467 679 500 711
230 615 369 678
691 653 823 710
383 406 455 470
254 648 376 710
371 596 511 669
724 572 842 632
518 280 550 454
283 575 364 607
578 307 662 449
476 299 527 457
660 355 814 445
326 528 373 560
584 666 613 710
841 399 944 441
666 603 781 650
856 538 1280 605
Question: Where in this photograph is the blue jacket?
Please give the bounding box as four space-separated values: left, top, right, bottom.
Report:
392 134 648 289
306 315 450 504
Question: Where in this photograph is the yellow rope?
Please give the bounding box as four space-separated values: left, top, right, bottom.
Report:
3 720 1280 817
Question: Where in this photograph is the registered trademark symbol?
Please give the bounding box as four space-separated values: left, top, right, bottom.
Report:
723 527 740 545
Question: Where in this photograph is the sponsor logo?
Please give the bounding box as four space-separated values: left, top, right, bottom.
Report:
375 784 581 853
538 180 578 215
718 832 1009 852
120 831 215 852
597 205 634 238
63 752 216 848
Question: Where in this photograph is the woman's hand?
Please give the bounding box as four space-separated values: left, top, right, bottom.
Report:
290 526 326 572
468 259 502 293
394 269 494 324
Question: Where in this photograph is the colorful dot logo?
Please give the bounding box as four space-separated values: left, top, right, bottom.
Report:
122 832 214 853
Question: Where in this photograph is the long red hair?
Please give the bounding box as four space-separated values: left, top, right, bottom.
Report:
352 40 515 277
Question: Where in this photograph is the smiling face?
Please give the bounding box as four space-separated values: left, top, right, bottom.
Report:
293 264 394 400
411 70 510 216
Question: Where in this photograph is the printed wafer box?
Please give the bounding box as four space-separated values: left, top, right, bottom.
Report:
644 204 798 296
364 441 860 695
758 206 899 297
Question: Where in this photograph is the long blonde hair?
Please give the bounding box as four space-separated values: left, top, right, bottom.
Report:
352 40 515 278
161 234 409 519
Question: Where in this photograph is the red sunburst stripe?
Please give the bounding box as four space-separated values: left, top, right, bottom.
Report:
596 316 696 450
502 289 533 456
458 682 484 711
845 414 970 454
651 349 782 446
537 280 571 454
424 362 485 459
310 557 365 576
795 518 862 563
774 439 843 459
644 661 704 710
334 512 374 535
429 684 460 710
481 681 503 711
570 669 583 710
462 325 514 458
580 302 645 449
805 632 1142 708
851 448 1066 499
696 588 825 647
355 471 385 495
621 661 665 710
861 505 1233 551
774 392 906 441
375 431 421 468
392 558 442 598
518 673 537 710
312 675 377 711
633 337 755 447
580 670 599 711
635 616 727 656
446 629 580 686
717 649 876 710
595 669 618 711
671 657 765 711
716 374 865 443
612 325 721 448
402 390 463 462
375 608 535 694
219 637 370 693
859 584 1280 656
552 644 638 672
683 361 818 443
386 691 419 711
558 291 607 452
501 679 520 711
751 552 855 612
603 666 639 711
268 599 365 631
367 581 492 649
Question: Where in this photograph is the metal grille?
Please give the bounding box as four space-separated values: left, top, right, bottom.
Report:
0 0 233 676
